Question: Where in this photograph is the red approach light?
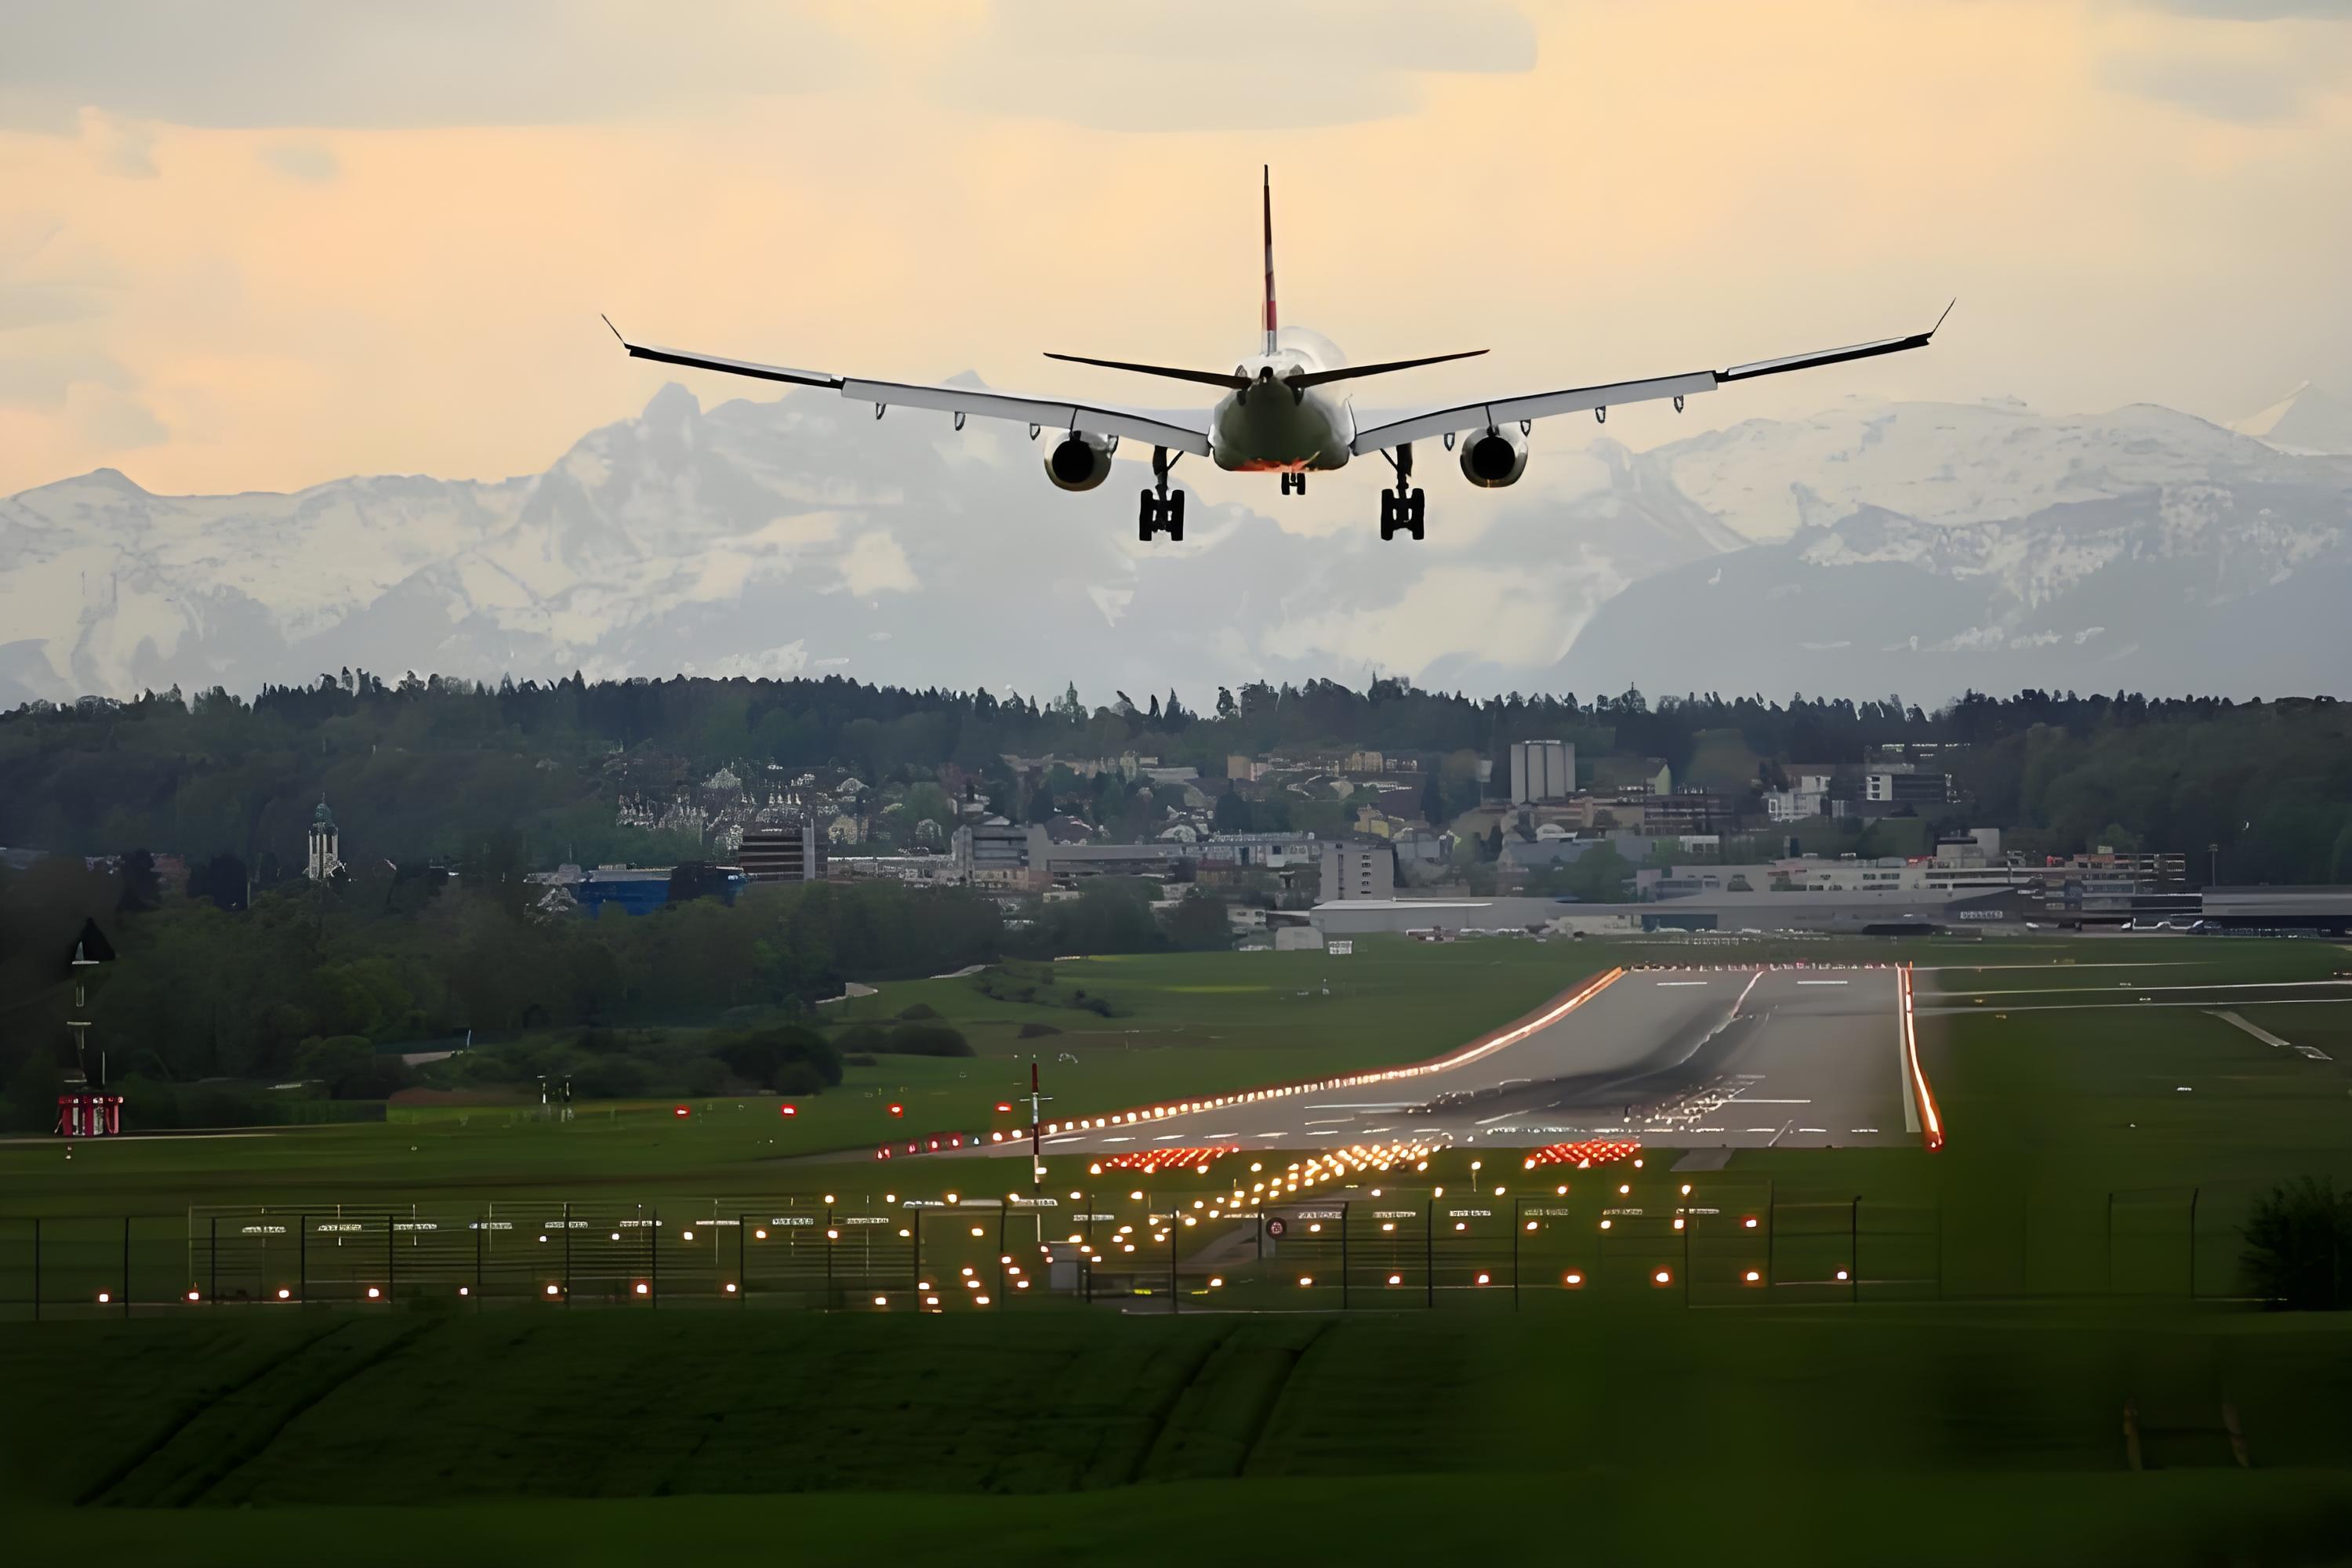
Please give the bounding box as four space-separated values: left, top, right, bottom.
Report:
779 1103 798 1118
888 1103 906 1118
996 1102 1014 1114
672 1105 690 1119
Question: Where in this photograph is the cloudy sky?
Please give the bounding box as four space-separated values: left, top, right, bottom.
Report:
2 0 2349 498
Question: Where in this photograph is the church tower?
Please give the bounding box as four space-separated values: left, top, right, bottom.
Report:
306 797 343 882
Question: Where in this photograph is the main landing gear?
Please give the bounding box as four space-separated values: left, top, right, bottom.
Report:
1378 441 1425 541
1279 471 1307 496
1138 445 1185 541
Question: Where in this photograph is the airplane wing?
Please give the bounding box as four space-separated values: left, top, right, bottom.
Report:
604 320 1213 456
1347 306 1951 455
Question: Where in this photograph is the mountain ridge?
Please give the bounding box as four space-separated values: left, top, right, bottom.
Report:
5 384 2348 706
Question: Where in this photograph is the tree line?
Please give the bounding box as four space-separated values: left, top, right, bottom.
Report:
0 848 1233 1127
3 675 2344 882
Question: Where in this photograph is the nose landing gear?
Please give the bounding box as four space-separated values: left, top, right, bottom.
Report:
1138 446 1185 542
1377 441 1424 541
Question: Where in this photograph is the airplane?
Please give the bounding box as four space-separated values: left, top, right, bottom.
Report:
604 168 1949 544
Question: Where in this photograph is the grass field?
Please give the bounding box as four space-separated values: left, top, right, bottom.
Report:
5 935 2347 1259
8 1308 2352 1564
11 934 2352 1563
19 1473 2352 1567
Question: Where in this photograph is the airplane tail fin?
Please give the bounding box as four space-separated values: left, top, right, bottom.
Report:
1261 165 1277 357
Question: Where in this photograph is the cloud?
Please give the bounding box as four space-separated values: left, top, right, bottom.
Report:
2129 2 2352 17
0 1 855 130
935 0 1537 131
0 347 129 408
79 390 166 447
837 530 918 595
258 141 338 181
2102 44 2350 121
101 118 157 177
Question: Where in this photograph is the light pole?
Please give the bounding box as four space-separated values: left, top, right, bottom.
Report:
1026 1059 1052 1192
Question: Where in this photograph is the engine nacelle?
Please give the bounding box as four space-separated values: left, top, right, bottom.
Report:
1459 424 1530 488
1044 431 1116 492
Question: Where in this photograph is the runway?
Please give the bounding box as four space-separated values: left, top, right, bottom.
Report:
997 966 1915 1159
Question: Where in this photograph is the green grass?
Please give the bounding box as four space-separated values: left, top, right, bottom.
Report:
6 935 2348 1311
0 940 1606 1219
9 1308 2352 1565
20 1472 2352 1566
15 934 2352 1562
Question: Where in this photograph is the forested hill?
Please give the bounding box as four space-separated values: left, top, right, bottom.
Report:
1 674 2348 885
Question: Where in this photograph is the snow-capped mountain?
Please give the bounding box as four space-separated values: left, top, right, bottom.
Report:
1560 415 2352 698
2 384 2347 707
2230 383 2352 457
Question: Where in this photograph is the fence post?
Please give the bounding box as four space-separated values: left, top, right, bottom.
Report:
1168 1201 1178 1315
1510 1198 1519 1311
563 1201 572 1308
739 1214 748 1308
825 1202 834 1312
387 1214 396 1305
1850 1197 1860 1305
1340 1201 1350 1312
209 1215 218 1306
650 1208 659 1308
474 1211 483 1308
911 1210 921 1298
299 1213 307 1304
31 1218 38 1322
121 1217 130 1318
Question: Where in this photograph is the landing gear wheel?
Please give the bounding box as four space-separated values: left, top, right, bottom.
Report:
1280 472 1306 496
1138 490 1186 542
1379 488 1425 541
1376 441 1424 539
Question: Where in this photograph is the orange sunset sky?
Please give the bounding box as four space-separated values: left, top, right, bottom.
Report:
3 0 2348 498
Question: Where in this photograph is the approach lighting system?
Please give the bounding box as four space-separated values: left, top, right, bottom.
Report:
780 1103 797 1117
1524 1138 1641 1171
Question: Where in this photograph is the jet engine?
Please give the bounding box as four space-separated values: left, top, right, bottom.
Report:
1458 424 1529 488
1044 431 1116 492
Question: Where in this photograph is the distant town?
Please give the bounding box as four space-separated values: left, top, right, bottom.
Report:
5 677 2347 948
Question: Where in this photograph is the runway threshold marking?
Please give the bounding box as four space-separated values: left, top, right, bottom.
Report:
2212 1010 2334 1061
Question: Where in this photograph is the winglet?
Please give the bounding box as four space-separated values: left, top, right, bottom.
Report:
600 313 628 349
1929 298 1956 338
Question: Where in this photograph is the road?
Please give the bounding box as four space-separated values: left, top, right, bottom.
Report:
999 966 1915 1159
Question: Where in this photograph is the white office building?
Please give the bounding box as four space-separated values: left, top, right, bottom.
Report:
1509 740 1574 804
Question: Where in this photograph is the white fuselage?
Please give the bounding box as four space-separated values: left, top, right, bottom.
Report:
1208 343 1354 473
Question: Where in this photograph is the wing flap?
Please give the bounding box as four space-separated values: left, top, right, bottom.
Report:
1348 308 1948 455
1352 370 1714 452
602 319 1210 455
840 379 1211 455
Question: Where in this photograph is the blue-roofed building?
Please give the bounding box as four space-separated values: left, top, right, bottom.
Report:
571 866 746 916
